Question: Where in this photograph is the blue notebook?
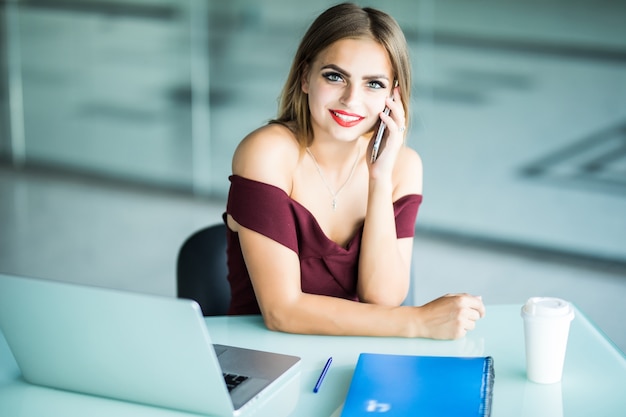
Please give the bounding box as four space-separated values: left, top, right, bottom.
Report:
340 354 495 417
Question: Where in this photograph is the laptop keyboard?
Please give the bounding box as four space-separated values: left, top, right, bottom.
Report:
223 373 249 392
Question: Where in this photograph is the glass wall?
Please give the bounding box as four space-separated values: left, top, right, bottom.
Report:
2 0 205 190
0 3 11 155
408 0 626 261
2 0 625 261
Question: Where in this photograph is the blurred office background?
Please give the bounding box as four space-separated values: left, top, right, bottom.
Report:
1 0 625 351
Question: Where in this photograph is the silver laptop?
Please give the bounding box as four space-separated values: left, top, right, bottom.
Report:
0 274 301 416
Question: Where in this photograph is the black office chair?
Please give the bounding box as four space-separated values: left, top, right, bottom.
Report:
176 223 231 316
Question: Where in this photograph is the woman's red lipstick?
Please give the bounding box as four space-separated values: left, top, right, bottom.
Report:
329 109 364 127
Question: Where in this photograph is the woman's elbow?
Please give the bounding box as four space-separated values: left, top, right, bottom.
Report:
262 313 284 332
260 304 296 333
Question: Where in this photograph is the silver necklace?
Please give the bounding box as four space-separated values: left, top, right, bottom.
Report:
306 146 360 211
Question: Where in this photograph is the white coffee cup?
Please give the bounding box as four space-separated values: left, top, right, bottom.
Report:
521 297 575 384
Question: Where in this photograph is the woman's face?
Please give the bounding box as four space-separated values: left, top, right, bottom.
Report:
302 37 394 143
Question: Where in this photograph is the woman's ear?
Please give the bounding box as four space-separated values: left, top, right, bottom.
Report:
301 64 310 94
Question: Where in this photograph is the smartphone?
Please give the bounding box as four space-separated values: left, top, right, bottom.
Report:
370 106 390 163
370 80 398 163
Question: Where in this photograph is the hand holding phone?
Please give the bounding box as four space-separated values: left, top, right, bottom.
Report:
370 106 390 163
370 80 398 163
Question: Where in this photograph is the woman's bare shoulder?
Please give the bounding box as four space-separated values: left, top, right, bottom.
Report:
232 124 301 193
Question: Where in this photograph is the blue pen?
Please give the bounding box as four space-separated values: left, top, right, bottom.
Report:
313 357 333 393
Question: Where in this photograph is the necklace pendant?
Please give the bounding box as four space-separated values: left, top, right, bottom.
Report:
306 146 360 214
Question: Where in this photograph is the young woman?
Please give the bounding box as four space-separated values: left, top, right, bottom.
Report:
224 3 485 339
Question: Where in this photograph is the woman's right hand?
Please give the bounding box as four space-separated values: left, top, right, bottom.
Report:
367 87 406 180
412 294 486 340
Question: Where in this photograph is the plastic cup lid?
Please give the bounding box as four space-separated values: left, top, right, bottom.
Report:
521 297 574 320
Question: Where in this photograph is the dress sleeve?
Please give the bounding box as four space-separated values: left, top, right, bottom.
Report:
394 194 423 238
226 175 299 253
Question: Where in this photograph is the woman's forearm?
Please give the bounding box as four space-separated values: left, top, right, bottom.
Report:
262 292 414 337
262 292 485 340
358 178 411 305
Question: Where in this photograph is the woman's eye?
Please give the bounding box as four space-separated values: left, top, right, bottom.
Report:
323 72 343 83
368 80 386 90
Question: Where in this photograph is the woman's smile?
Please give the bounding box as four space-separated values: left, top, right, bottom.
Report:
329 109 365 127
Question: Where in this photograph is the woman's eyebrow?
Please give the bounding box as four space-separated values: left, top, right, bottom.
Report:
320 64 350 77
320 64 390 82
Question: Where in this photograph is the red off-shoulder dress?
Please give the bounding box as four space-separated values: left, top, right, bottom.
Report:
224 175 422 315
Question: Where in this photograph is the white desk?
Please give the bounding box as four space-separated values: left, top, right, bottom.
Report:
1 304 625 416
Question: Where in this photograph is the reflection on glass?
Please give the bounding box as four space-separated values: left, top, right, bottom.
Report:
521 382 563 417
2 1 624 258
